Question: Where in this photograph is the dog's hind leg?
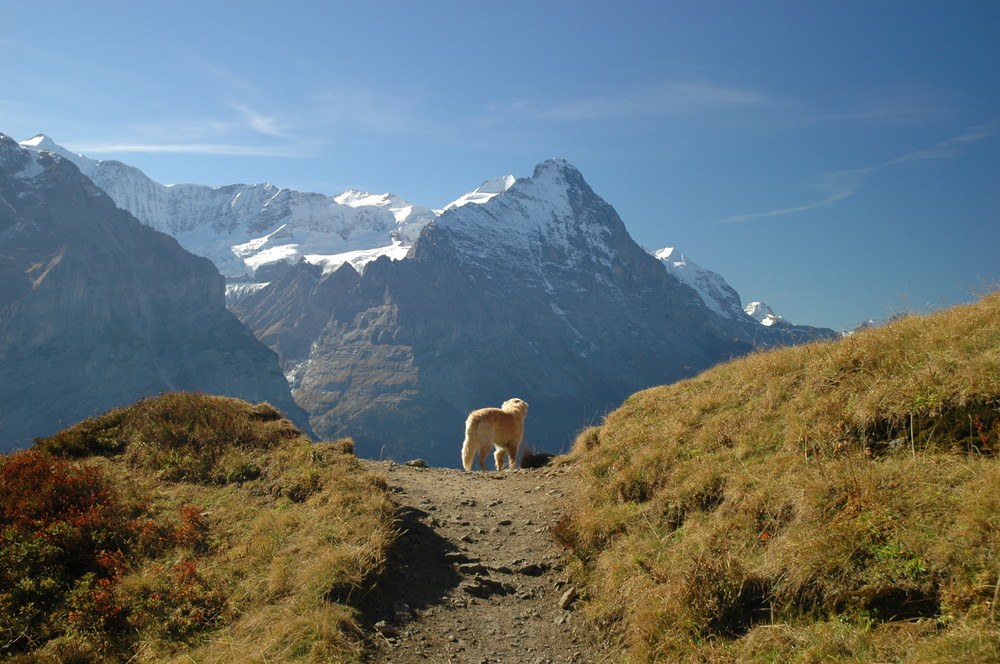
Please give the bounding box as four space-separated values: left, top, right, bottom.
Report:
494 446 508 471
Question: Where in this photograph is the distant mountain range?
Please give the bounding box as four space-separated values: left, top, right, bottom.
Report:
21 135 808 328
10 135 837 464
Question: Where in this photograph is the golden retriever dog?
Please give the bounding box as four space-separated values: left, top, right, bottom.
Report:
461 398 529 471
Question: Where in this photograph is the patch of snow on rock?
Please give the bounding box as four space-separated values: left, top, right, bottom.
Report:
441 175 516 211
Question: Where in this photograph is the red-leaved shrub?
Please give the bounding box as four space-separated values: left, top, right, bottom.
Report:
0 451 141 652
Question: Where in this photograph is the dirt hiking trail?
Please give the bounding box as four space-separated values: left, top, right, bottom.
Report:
360 460 617 664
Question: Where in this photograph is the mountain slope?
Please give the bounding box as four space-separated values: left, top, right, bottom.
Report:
0 134 310 450
561 293 1000 663
655 247 748 320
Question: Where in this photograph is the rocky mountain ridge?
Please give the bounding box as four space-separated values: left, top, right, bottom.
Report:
0 134 310 450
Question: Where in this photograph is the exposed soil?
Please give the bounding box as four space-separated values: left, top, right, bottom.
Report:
360 459 617 664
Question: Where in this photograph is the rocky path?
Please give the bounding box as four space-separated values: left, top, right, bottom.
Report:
360 460 616 664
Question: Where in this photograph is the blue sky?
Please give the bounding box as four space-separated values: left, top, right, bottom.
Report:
3 0 998 331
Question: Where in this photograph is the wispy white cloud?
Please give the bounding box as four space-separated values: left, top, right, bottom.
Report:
811 85 954 127
719 167 874 223
230 103 291 138
68 103 307 158
718 122 999 223
128 52 297 143
69 142 304 158
882 120 1000 166
718 190 854 224
130 117 237 140
57 81 430 160
183 54 260 99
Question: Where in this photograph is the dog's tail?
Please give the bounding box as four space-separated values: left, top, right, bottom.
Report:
461 415 476 471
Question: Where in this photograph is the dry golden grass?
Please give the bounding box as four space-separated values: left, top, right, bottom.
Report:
9 393 396 663
559 293 1000 663
149 441 395 664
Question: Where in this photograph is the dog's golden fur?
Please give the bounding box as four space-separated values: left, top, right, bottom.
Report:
461 398 529 471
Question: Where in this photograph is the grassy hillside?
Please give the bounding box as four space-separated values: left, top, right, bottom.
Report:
559 293 1000 663
0 393 395 663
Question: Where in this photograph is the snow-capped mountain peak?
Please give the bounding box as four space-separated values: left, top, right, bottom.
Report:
333 188 436 244
745 301 783 326
20 134 57 150
1 134 43 179
520 158 590 208
20 134 96 174
433 158 617 268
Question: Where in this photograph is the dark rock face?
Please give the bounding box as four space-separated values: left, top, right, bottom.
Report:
0 135 310 451
236 159 809 466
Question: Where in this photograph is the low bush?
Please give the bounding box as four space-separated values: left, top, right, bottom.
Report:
0 451 140 653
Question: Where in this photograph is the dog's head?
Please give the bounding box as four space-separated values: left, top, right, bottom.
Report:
502 398 529 417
